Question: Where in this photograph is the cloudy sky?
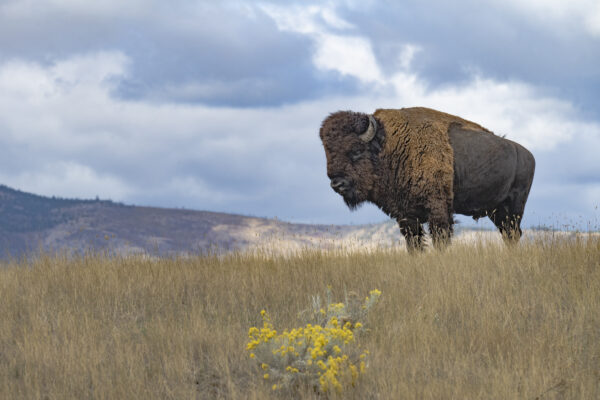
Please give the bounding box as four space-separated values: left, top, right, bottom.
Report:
1 0 599 229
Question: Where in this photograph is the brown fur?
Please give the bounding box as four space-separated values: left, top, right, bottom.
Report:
375 107 489 226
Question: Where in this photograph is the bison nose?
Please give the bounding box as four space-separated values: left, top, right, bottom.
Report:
330 177 349 192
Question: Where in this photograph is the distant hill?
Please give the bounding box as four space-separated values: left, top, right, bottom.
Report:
0 185 402 258
2 185 582 260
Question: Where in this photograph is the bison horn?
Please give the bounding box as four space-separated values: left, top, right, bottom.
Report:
359 115 377 142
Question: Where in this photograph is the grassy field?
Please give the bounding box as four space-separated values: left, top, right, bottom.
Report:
1 235 599 399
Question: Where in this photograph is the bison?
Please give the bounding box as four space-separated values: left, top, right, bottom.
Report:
319 107 535 251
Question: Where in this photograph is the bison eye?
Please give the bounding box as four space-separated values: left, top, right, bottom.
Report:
349 149 363 161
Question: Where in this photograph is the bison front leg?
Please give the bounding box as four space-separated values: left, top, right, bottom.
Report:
429 221 453 249
428 202 454 249
398 218 425 252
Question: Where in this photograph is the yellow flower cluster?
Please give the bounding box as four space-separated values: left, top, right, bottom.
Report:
246 288 381 394
319 354 353 393
328 302 345 313
246 310 278 354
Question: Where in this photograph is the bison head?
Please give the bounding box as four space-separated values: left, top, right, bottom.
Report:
319 111 383 210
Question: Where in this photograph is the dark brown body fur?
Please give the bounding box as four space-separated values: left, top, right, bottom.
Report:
319 107 535 250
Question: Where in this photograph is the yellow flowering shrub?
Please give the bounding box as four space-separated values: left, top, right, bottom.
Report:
246 288 381 395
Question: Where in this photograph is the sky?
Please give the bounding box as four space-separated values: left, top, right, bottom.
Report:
0 0 599 230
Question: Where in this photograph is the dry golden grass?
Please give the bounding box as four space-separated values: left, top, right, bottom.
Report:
1 235 599 399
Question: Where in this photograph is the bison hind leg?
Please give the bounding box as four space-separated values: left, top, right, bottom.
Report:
488 203 523 244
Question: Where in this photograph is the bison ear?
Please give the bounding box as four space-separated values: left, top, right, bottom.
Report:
358 115 377 142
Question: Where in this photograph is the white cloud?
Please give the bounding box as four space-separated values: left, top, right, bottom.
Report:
398 44 421 71
314 34 383 82
400 76 585 151
0 52 130 152
261 3 383 83
320 6 354 29
260 4 321 34
261 3 353 34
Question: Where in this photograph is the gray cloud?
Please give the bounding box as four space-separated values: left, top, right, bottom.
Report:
0 1 361 107
335 0 600 118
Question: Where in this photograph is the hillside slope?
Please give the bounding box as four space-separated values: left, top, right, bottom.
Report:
0 185 400 258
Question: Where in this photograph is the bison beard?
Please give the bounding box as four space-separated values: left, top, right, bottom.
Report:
319 107 535 252
342 189 361 210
